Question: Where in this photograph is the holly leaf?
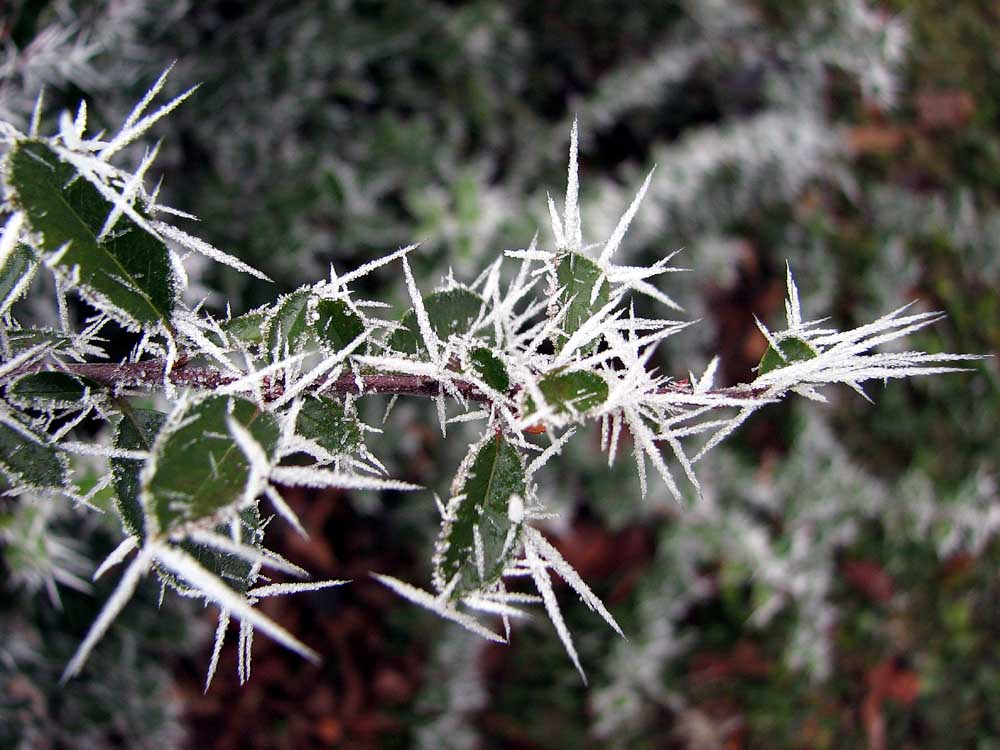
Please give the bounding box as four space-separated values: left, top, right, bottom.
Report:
6 140 175 327
143 396 279 532
433 434 526 598
388 287 483 355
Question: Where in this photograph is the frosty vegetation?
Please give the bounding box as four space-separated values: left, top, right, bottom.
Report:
0 71 976 686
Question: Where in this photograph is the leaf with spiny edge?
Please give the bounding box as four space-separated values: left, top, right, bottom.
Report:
388 287 483 355
113 405 265 594
433 433 526 599
5 140 175 327
143 396 279 533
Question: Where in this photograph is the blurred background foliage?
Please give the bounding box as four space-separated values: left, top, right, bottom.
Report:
1 0 998 748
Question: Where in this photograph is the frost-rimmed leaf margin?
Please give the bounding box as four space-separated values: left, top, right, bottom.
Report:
432 431 527 599
140 394 279 534
388 286 484 355
4 140 176 329
0 419 68 489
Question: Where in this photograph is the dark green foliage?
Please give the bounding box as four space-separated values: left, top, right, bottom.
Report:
0 242 36 311
388 287 483 354
434 434 526 597
527 370 609 416
315 298 367 353
0 421 66 488
7 371 96 407
6 328 71 353
469 346 510 392
5 140 174 327
143 396 279 532
112 408 166 540
264 290 311 356
222 308 267 346
757 336 818 376
554 252 609 347
295 394 363 456
263 292 366 357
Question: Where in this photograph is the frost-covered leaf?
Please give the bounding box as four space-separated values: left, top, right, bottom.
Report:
6 328 70 354
112 408 165 540
554 252 609 345
0 420 67 488
433 434 526 598
388 287 483 355
757 336 818 375
295 394 363 457
174 506 263 595
5 141 175 327
7 371 98 407
264 290 312 356
263 291 366 358
468 347 509 392
223 308 268 346
0 243 37 315
143 396 279 532
314 298 367 354
526 370 609 417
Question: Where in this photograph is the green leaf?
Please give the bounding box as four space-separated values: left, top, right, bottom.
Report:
6 328 70 354
469 347 509 392
112 406 262 592
0 243 37 315
7 371 98 407
388 287 483 354
554 252 608 346
112 408 166 540
264 291 368 359
264 289 311 357
757 336 818 376
433 434 526 598
314 298 367 354
0 421 67 488
295 394 363 457
6 140 175 327
174 506 263 595
223 308 268 346
526 370 609 416
143 396 279 533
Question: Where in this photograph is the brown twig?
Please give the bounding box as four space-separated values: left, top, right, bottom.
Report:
2 358 770 403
